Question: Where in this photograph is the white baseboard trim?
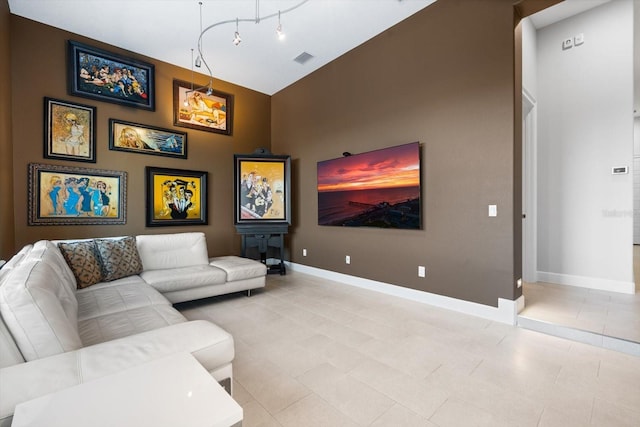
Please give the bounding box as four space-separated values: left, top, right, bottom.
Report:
286 262 522 325
537 271 635 294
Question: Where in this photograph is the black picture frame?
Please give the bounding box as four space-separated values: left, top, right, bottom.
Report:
145 166 208 227
109 119 187 159
28 163 127 225
234 153 291 226
173 79 233 136
68 40 155 111
44 97 97 163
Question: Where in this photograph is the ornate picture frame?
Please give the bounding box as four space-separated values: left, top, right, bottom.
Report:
28 163 127 225
109 119 187 159
145 166 208 227
68 40 155 111
44 97 97 163
173 79 233 135
234 152 291 226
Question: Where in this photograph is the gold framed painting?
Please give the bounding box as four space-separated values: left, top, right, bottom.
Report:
145 166 208 226
28 163 127 225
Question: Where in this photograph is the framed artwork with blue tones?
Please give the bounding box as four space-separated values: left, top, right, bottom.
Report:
109 119 187 159
28 163 127 225
68 40 155 111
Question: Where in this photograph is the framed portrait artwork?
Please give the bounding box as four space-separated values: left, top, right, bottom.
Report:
145 167 208 227
109 119 187 159
234 153 291 226
68 40 155 111
28 163 127 225
44 97 97 162
173 79 233 136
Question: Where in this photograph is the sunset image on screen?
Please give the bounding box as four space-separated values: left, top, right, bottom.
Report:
317 142 421 229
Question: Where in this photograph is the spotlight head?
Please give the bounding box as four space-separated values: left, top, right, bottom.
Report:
342 152 352 157
206 87 213 96
195 56 202 68
233 31 242 46
276 24 285 40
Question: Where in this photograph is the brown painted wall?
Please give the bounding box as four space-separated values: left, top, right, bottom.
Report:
0 0 14 260
272 0 522 306
9 16 271 257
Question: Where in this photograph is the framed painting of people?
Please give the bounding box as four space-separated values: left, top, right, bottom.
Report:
44 97 96 163
234 153 291 226
68 40 155 111
28 163 127 225
145 167 208 227
109 119 187 159
173 79 233 136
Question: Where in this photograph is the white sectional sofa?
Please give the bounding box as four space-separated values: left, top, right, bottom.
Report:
0 232 267 426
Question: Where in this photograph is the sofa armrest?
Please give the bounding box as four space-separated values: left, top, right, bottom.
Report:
0 320 234 426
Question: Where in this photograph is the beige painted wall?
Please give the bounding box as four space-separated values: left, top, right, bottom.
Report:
272 0 522 306
0 0 14 260
9 16 271 257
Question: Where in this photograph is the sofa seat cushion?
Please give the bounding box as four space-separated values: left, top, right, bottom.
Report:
78 304 186 347
209 256 267 282
140 265 226 293
76 278 170 321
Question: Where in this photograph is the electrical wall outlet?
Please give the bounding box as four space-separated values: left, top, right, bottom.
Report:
303 248 307 256
418 266 426 278
562 38 573 50
345 255 351 264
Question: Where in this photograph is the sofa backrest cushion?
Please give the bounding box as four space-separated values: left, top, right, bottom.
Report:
29 241 78 295
95 236 143 281
0 244 33 282
136 232 209 271
58 240 104 289
0 259 82 361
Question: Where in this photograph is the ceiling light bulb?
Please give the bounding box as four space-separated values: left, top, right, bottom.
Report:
195 56 202 68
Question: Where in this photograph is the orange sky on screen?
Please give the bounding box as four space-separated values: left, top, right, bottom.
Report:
317 142 420 192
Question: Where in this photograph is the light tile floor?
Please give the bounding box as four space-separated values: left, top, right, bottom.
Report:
178 272 640 427
519 246 640 344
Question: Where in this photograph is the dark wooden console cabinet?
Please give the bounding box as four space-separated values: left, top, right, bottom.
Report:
238 226 287 275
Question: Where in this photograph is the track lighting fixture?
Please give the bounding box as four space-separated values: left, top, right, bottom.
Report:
233 18 242 46
276 11 285 40
187 0 308 97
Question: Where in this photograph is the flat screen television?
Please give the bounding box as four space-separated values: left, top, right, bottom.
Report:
317 142 421 229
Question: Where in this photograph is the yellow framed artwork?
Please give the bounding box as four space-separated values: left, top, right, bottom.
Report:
145 167 208 226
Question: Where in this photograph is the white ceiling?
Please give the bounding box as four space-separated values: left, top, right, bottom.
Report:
7 0 635 103
7 0 437 95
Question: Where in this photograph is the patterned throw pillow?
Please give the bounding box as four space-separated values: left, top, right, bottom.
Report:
58 241 104 289
95 236 143 282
